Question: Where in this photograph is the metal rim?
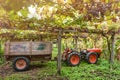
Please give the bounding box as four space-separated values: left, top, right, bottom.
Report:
16 59 26 70
70 55 80 65
89 54 97 63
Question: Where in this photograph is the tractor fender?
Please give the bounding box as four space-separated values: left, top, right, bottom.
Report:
86 52 98 58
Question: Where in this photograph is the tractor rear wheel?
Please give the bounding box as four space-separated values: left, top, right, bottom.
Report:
13 57 30 71
67 52 81 66
86 52 98 64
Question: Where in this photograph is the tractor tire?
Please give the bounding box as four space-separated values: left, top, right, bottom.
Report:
86 52 98 64
13 57 30 71
67 52 81 66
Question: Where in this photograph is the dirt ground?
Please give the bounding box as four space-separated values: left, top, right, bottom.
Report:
0 62 68 80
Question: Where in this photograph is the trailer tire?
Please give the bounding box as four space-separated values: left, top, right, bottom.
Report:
13 57 30 71
86 52 98 64
67 52 81 66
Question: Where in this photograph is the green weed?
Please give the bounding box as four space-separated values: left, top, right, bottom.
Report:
4 74 31 80
61 60 120 80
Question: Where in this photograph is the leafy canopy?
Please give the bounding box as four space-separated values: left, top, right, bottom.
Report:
0 0 120 39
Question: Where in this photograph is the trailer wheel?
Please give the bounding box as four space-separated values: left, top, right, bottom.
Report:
86 52 98 64
67 52 81 66
13 57 30 71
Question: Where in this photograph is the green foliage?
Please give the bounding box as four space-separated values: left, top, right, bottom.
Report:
0 77 3 80
0 7 6 17
9 10 19 21
37 61 56 79
5 74 31 80
1 47 120 79
0 40 4 64
52 45 58 59
0 58 4 65
0 40 4 55
0 0 120 30
61 60 120 80
0 1 120 79
1 0 31 11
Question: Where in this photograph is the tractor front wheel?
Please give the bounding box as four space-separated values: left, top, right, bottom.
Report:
67 52 81 66
86 52 98 64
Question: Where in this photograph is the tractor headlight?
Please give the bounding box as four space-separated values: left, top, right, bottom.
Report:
82 49 87 53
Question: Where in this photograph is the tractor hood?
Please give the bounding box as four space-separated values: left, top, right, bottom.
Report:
87 48 101 53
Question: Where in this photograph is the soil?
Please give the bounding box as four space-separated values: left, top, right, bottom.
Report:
0 62 68 80
116 52 120 60
0 62 13 77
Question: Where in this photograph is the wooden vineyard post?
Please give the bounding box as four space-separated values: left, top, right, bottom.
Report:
75 36 78 50
0 40 1 54
57 29 62 75
110 33 115 63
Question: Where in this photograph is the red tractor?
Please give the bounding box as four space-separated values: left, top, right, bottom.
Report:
62 48 101 66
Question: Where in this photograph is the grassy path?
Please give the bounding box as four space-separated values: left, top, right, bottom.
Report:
0 60 120 80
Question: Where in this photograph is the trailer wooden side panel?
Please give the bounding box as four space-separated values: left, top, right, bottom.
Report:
4 41 52 57
32 42 52 55
9 42 30 55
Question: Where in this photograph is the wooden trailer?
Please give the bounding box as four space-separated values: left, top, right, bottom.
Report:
4 41 52 71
